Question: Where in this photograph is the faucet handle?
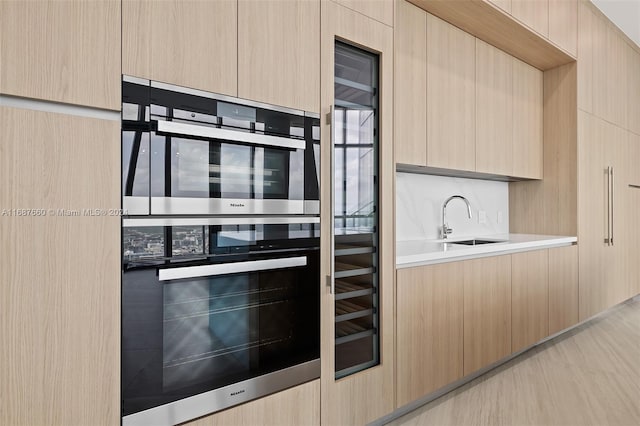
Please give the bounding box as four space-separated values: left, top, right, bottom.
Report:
442 224 453 238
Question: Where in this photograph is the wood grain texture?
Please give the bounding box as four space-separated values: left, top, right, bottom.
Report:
426 13 476 172
184 380 320 426
0 108 120 425
394 0 427 166
512 0 549 37
511 250 549 352
0 0 120 110
122 0 237 97
487 0 512 14
548 245 579 334
577 0 607 119
238 0 320 112
463 255 512 375
320 1 395 424
509 62 577 236
627 133 640 297
389 298 640 426
333 0 395 27
396 264 463 407
512 57 543 179
475 39 513 177
627 46 640 136
549 0 577 56
408 0 575 70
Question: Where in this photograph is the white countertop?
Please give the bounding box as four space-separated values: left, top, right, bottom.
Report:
396 233 577 269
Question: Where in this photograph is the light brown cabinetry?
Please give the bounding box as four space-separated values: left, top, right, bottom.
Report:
548 245 579 334
238 0 320 112
394 0 427 166
123 0 238 96
0 108 120 425
487 0 512 13
627 134 640 297
463 255 512 375
512 58 543 179
512 0 548 36
426 14 476 172
333 0 394 27
476 40 514 176
548 0 577 55
0 0 120 110
577 111 629 320
185 380 320 426
396 263 464 407
512 250 549 352
320 1 395 424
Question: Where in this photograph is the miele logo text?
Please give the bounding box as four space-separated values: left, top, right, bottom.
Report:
230 203 245 207
230 389 245 397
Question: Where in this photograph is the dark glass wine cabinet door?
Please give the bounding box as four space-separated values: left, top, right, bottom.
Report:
332 42 380 379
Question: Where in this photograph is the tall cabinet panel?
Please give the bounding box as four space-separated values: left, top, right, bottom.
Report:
320 1 394 423
511 0 549 36
0 108 120 425
238 0 320 112
122 0 237 97
426 14 476 172
394 0 427 166
0 0 120 110
476 40 513 176
549 0 577 56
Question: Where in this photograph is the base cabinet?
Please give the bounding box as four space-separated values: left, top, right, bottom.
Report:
512 250 549 352
396 264 464 407
549 245 579 334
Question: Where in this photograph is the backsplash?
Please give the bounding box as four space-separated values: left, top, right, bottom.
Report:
396 172 509 241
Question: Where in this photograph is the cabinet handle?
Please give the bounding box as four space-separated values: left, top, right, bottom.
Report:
327 105 336 295
630 184 640 189
610 166 614 246
605 166 611 246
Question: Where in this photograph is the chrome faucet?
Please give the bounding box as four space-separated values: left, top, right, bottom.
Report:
442 195 473 239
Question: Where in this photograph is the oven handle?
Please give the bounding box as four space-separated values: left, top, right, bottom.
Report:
155 120 305 150
158 256 307 281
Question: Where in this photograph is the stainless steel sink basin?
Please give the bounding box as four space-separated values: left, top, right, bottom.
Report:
450 239 506 246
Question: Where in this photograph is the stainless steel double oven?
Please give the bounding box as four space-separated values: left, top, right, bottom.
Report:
121 77 320 425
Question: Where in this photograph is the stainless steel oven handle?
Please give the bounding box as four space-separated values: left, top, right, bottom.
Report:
158 256 307 281
155 120 305 150
327 105 335 295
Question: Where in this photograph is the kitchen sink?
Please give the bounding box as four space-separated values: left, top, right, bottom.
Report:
450 239 506 245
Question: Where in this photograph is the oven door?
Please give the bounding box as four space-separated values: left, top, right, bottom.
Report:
121 220 320 425
149 120 306 215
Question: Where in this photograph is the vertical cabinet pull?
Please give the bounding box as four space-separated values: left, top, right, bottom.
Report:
610 166 614 246
327 105 335 294
605 166 614 246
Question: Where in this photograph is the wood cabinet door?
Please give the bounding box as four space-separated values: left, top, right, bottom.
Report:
578 112 627 320
512 250 549 352
512 0 549 37
549 0 577 56
512 57 543 179
426 14 476 172
238 0 320 112
577 1 607 119
394 0 427 166
396 264 464 407
627 133 640 297
123 0 237 97
486 0 512 13
333 0 394 27
548 245 579 334
463 255 512 375
0 0 120 110
320 2 395 424
476 40 513 176
0 108 120 425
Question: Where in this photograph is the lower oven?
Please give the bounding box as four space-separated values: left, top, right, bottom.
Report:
121 217 320 425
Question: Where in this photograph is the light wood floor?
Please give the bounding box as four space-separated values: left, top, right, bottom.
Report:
389 297 640 426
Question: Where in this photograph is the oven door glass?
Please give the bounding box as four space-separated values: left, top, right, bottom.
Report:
121 224 320 417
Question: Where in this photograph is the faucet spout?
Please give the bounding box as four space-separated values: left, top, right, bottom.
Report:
442 195 473 239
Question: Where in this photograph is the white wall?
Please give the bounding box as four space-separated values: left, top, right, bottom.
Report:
591 0 640 48
396 172 509 241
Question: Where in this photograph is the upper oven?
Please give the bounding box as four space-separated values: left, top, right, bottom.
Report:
122 77 320 216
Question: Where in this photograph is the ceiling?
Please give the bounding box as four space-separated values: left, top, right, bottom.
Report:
591 0 640 48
